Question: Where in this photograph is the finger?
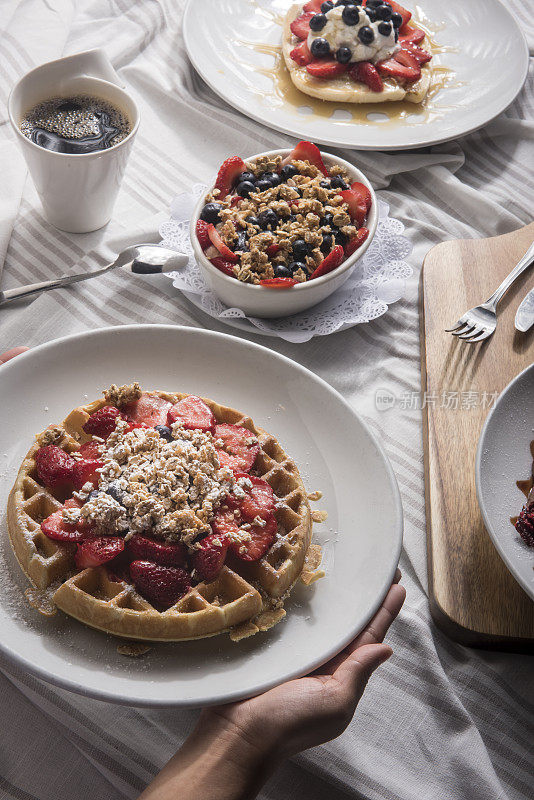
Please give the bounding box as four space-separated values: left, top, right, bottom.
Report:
0 346 29 364
313 582 405 677
334 642 392 700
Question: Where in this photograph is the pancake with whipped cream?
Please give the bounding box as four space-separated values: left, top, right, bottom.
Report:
282 0 432 105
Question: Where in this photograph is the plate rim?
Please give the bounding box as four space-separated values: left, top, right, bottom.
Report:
0 324 403 707
475 363 534 601
182 0 530 151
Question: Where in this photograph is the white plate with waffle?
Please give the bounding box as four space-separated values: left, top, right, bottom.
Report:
0 325 402 707
183 0 529 150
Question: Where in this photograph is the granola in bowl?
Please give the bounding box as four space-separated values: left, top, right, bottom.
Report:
194 140 373 289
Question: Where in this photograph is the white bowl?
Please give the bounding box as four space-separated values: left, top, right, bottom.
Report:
190 148 378 318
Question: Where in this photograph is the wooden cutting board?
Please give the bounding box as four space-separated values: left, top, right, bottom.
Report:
421 222 534 652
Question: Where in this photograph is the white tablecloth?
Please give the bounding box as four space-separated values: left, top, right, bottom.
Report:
1 2 533 799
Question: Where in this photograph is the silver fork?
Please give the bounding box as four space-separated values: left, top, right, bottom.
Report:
446 239 534 342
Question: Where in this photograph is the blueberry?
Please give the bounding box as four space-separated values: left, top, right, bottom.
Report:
263 171 281 187
310 37 330 58
288 214 298 223
256 179 272 192
235 231 249 252
106 482 124 504
310 13 327 31
155 424 173 442
366 0 382 6
200 202 222 224
335 0 353 5
320 179 332 189
394 29 399 41
236 180 257 198
336 46 352 64
331 175 348 189
321 0 334 10
335 230 347 247
88 489 100 500
280 164 298 181
292 239 309 260
288 261 307 274
375 3 392 20
323 212 334 227
258 209 278 230
342 4 360 25
366 8 377 21
378 20 392 35
239 171 256 184
358 26 374 45
321 234 333 253
274 264 292 278
391 11 402 27
246 215 260 227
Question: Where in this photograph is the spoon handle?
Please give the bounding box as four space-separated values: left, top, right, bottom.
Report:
0 266 110 305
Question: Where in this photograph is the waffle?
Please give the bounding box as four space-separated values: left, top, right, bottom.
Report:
282 3 431 105
7 391 320 642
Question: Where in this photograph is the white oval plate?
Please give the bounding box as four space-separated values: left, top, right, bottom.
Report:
476 364 534 601
0 325 402 707
183 0 528 151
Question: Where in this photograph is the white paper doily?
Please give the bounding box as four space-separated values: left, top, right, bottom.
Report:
159 184 413 343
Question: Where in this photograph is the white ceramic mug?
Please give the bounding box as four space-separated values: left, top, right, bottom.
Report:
8 49 140 233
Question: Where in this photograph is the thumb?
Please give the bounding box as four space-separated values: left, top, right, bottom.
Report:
335 642 392 701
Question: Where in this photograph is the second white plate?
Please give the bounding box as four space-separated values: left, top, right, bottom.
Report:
183 0 529 150
0 325 402 707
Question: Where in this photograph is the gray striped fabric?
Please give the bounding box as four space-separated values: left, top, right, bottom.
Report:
1 1 533 798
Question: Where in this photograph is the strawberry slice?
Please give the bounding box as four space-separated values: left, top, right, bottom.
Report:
215 424 259 473
345 227 370 257
210 257 236 276
41 498 85 543
212 507 240 538
168 395 215 433
235 475 275 522
79 440 101 460
290 39 314 66
207 224 239 262
349 62 383 93
309 244 344 280
387 0 412 29
350 181 372 212
122 393 172 427
290 11 314 40
83 406 124 440
377 56 420 82
214 156 246 200
231 515 277 562
259 277 298 288
281 140 329 177
192 533 228 582
402 44 432 65
72 459 103 491
35 445 76 490
216 449 245 472
128 534 187 567
303 0 322 11
196 219 211 250
130 560 191 609
306 60 347 80
75 536 125 569
339 188 368 226
399 27 426 46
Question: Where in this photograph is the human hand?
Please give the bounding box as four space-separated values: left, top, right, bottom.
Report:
139 573 405 800
0 346 28 364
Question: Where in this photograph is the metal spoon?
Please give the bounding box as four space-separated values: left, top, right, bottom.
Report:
0 243 188 306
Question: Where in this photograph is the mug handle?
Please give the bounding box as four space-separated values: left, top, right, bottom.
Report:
58 49 124 88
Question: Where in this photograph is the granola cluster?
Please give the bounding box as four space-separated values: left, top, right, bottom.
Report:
203 157 357 284
64 419 247 548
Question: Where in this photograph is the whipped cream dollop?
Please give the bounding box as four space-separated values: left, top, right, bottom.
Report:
307 5 400 65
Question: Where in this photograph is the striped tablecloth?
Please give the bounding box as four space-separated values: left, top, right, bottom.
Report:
1 2 533 798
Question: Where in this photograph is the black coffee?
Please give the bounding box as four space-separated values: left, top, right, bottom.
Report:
19 95 131 154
